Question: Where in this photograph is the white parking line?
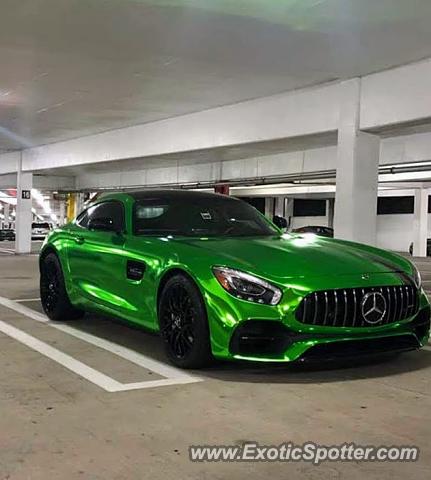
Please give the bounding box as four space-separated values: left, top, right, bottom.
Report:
0 320 124 392
0 295 202 391
14 298 42 303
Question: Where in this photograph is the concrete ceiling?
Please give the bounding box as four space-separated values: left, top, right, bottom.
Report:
2 0 431 152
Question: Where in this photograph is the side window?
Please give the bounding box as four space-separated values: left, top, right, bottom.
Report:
76 210 89 229
87 201 125 232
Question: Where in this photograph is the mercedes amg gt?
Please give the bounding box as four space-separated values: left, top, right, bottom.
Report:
39 190 430 368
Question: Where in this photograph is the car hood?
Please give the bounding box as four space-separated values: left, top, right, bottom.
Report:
175 234 410 282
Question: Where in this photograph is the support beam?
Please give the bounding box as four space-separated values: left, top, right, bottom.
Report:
20 83 339 172
0 173 75 190
334 79 380 246
0 173 17 189
1 59 431 179
15 160 33 254
412 188 429 257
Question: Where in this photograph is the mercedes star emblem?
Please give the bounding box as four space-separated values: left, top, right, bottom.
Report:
361 291 387 324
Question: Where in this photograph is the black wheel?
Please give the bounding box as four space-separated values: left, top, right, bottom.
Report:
40 253 84 321
158 274 212 369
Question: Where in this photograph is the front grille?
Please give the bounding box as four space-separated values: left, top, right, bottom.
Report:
296 285 419 328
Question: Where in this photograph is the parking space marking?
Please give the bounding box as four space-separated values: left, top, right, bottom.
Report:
14 298 41 303
0 295 202 391
0 294 429 390
0 295 196 379
0 319 124 392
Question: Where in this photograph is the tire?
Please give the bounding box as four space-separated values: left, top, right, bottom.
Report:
40 253 84 321
158 273 212 369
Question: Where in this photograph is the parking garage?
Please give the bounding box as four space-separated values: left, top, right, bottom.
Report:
1 1 431 479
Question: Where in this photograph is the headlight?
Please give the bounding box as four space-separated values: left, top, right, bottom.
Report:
212 267 282 306
411 263 422 289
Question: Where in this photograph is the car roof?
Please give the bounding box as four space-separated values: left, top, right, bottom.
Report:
102 189 242 203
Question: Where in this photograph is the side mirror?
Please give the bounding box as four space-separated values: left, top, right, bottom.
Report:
272 215 288 230
88 217 118 233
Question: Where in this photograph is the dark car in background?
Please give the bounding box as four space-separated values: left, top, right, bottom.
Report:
0 229 16 241
291 225 334 238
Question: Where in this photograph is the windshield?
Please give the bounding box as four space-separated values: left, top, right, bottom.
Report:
133 196 278 237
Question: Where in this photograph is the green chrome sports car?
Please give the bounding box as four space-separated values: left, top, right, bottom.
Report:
39 190 430 368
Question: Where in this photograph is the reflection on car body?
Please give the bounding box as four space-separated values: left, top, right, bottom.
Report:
39 190 430 369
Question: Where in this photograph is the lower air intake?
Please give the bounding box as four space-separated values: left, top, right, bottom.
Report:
300 335 420 361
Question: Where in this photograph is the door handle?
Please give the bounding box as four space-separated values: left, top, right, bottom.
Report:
74 235 85 245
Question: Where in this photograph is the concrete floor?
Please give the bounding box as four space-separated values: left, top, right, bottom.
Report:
0 244 430 479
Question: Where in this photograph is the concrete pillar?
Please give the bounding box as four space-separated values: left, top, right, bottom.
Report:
3 202 10 227
16 161 33 254
2 202 10 228
59 201 66 226
66 193 77 222
264 198 274 218
274 197 285 217
412 188 429 257
327 199 335 229
285 198 294 230
334 79 380 246
76 193 86 216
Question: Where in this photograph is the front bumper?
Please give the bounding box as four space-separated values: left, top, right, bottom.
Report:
227 306 430 362
205 273 430 362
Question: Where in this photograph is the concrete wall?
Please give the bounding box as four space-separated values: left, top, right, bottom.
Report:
376 214 431 253
288 213 426 253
